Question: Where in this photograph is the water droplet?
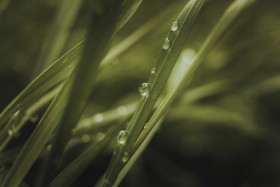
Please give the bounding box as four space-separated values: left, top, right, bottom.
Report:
8 129 13 136
81 135 90 142
94 113 104 123
96 132 105 141
138 83 151 96
14 110 20 116
117 130 129 145
171 21 179 31
144 123 148 129
122 152 130 163
150 68 157 81
163 38 171 50
117 106 127 116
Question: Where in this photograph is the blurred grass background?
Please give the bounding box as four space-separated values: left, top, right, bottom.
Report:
0 0 280 186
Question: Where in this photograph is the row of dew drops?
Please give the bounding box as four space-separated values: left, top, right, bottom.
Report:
116 21 179 163
138 21 179 97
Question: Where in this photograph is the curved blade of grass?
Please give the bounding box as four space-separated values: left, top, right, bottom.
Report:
135 0 257 155
0 41 83 131
102 0 205 186
0 0 144 156
39 0 143 185
0 86 61 152
33 0 83 75
0 3 146 163
0 0 147 133
0 1 143 184
1 1 124 183
0 73 74 187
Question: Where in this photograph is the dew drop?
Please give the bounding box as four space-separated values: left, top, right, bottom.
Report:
150 68 157 81
163 38 171 50
14 110 20 116
122 152 130 163
96 132 105 141
171 21 179 31
138 83 151 96
81 134 90 143
94 113 104 123
117 130 129 145
144 123 148 129
117 106 127 116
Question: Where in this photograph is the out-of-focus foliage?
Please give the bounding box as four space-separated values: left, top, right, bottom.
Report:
0 0 280 186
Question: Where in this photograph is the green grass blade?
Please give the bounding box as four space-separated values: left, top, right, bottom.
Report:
0 41 83 130
135 0 257 155
0 86 61 152
108 0 257 184
33 0 83 75
103 0 205 186
0 0 145 156
0 0 152 136
39 0 140 185
0 74 74 187
45 0 144 167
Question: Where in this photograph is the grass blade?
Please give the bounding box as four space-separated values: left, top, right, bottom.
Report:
102 0 205 186
39 0 142 185
0 86 61 152
135 0 257 160
0 0 144 157
0 41 82 130
104 0 257 185
0 3 130 182
0 74 74 187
